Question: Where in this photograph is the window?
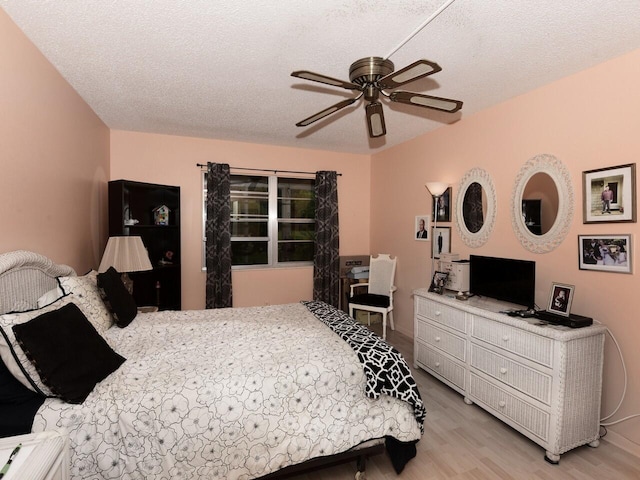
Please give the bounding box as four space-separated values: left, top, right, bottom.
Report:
203 173 315 268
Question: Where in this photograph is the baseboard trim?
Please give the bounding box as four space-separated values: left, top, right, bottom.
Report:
602 430 640 458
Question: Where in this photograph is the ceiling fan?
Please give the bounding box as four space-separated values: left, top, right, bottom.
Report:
291 56 463 138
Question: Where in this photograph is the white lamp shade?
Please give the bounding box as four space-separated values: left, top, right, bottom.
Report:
98 236 153 273
425 182 449 197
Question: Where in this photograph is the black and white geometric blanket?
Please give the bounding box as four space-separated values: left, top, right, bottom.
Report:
302 301 426 432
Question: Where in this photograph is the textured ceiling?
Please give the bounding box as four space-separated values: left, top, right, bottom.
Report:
2 0 640 154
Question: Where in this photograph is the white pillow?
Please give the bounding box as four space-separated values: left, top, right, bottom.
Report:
37 286 65 308
0 295 76 395
58 271 113 334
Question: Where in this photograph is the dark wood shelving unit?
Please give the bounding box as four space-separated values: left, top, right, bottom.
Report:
108 180 181 310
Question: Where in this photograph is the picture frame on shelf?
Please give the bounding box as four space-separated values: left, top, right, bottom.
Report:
578 234 632 274
432 187 452 223
583 163 636 223
547 282 574 317
432 226 451 259
429 271 449 294
415 215 430 241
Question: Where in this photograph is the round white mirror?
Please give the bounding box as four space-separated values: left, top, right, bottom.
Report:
455 168 497 248
511 154 573 253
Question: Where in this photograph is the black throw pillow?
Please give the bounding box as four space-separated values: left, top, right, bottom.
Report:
12 302 126 404
97 267 137 327
0 357 45 437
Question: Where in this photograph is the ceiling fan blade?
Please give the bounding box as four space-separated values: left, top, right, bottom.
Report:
366 102 386 138
390 91 463 113
296 98 358 127
378 59 442 89
291 70 360 90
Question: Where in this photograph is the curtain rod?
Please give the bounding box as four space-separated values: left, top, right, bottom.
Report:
196 163 341 176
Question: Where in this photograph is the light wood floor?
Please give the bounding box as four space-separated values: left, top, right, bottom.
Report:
285 324 640 480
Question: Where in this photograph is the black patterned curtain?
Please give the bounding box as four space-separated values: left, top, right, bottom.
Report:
313 171 340 307
463 182 484 233
205 162 233 308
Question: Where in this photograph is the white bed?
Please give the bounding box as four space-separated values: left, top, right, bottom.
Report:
0 251 424 480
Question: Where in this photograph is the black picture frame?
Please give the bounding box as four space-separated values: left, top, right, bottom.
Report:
432 187 452 223
429 271 449 294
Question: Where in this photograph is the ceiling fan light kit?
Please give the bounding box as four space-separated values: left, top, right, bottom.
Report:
292 56 463 138
366 102 386 137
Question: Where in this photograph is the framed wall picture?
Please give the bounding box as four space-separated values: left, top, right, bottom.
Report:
415 215 430 241
432 226 451 259
583 163 636 223
547 282 574 317
432 187 452 223
578 234 632 273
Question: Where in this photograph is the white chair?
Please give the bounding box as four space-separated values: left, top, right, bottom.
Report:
348 254 397 340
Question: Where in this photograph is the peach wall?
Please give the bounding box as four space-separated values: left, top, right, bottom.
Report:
110 130 371 309
0 9 109 271
371 49 640 449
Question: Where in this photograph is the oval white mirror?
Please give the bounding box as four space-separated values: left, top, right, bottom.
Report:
511 154 574 253
455 168 496 248
522 172 559 235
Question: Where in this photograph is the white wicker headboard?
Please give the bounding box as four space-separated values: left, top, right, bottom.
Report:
0 250 76 314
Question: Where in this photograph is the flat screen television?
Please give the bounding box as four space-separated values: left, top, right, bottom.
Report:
469 255 536 309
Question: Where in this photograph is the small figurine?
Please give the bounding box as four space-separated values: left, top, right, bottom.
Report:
159 250 174 265
153 205 170 225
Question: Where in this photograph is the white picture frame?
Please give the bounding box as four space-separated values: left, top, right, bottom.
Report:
432 226 451 258
547 282 574 317
415 215 430 241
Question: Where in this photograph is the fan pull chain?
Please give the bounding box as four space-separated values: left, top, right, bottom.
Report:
384 0 457 60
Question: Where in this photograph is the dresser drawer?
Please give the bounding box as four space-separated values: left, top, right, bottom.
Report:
416 320 466 361
471 316 553 367
469 373 549 442
415 297 466 334
470 344 552 405
416 342 466 391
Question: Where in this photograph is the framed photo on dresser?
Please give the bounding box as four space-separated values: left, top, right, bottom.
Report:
547 282 574 316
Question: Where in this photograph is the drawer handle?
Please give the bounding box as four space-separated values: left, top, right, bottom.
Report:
435 310 441 316
502 335 510 342
434 362 441 368
500 367 508 375
498 400 506 408
435 336 441 342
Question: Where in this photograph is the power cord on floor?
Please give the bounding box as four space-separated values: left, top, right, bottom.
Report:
595 320 640 427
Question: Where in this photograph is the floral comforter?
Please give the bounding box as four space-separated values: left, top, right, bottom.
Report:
33 302 422 479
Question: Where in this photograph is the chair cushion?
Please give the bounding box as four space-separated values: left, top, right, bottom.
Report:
349 293 390 308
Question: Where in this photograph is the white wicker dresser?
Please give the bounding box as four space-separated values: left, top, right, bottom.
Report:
413 288 606 463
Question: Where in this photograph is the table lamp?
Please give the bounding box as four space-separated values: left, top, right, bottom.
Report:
98 236 153 294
